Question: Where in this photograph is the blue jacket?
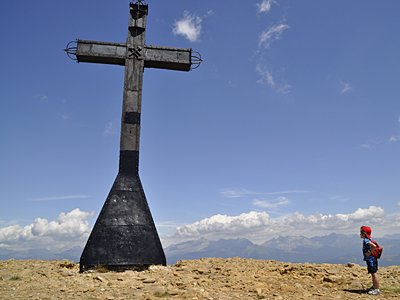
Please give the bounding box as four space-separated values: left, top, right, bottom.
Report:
362 237 374 261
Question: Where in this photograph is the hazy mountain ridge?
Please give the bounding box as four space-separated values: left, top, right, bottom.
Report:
165 233 400 267
383 233 400 239
1 233 399 267
0 246 82 262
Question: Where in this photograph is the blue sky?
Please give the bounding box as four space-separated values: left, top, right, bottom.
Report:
1 0 399 251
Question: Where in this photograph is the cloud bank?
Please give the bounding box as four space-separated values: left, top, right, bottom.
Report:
0 208 94 251
3 206 397 251
162 206 398 247
173 11 202 42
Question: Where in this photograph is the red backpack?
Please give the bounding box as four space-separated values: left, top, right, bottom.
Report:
371 240 383 259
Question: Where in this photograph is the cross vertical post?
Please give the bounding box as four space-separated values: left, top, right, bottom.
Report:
64 1 201 272
120 2 147 172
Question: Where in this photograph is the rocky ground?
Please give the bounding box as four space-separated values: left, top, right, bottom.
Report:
0 257 399 299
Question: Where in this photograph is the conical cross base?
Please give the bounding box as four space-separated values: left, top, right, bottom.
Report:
80 161 166 272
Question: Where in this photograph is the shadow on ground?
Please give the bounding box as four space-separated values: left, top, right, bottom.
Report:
342 289 367 294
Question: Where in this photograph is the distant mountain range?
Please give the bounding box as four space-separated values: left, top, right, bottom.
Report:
1 233 399 267
0 246 82 262
164 233 400 267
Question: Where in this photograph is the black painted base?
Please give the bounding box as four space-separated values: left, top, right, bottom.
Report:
79 151 166 272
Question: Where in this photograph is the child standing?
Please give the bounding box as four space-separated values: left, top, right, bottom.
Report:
360 226 380 296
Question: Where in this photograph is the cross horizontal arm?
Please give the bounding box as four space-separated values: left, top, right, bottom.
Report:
144 45 191 71
74 39 192 71
76 40 126 66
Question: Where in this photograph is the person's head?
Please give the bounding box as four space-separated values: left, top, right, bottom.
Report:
360 226 372 239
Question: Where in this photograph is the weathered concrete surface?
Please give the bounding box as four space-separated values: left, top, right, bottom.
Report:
1 257 399 299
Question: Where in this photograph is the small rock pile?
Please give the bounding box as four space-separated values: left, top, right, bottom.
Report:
1 257 399 299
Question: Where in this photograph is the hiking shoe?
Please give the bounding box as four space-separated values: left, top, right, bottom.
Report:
368 289 381 296
366 286 375 292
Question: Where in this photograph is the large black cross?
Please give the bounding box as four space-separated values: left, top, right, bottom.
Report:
65 1 201 272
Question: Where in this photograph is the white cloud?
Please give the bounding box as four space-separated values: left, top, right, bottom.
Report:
156 221 187 229
162 211 277 247
173 11 202 42
339 80 352 93
220 188 310 198
286 206 385 229
0 208 94 250
388 117 400 142
255 15 290 92
253 196 290 208
103 121 117 136
330 195 351 202
277 83 292 94
258 24 290 48
347 206 385 221
256 62 291 95
162 206 393 247
59 113 69 121
220 188 250 198
33 94 49 103
0 220 19 227
28 195 90 201
204 10 214 18
397 201 400 207
256 65 275 87
257 0 277 14
360 139 379 149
